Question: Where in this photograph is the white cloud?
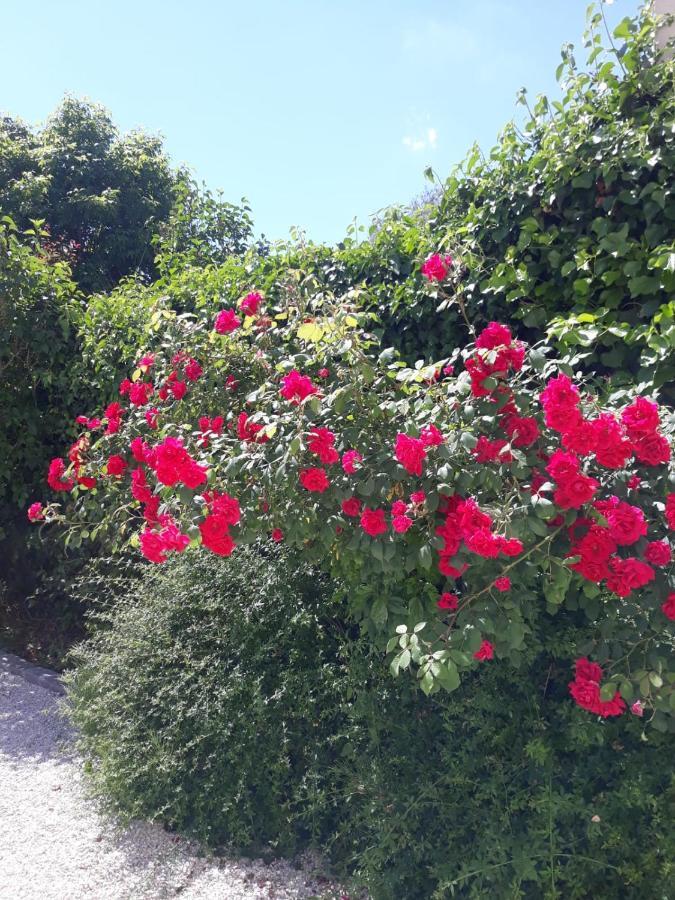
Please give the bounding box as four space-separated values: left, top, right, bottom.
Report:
402 127 438 153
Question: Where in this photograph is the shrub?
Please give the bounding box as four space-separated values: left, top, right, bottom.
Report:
66 544 348 852
328 643 675 899
67 547 675 898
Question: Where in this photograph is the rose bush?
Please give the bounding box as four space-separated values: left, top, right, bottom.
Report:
32 270 675 728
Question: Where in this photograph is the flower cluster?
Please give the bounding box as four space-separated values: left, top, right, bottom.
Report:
33 299 674 721
568 658 626 718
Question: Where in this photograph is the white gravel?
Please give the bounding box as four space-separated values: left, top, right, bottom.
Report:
0 665 351 900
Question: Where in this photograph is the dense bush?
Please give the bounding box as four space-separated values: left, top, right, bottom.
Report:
67 548 675 898
67 545 349 853
330 642 675 899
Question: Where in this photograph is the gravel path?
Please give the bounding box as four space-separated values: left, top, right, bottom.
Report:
0 664 349 900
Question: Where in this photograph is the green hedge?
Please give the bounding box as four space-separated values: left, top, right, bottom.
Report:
67 548 675 899
66 545 349 853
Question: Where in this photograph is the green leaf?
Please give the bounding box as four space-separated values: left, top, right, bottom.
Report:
436 661 460 693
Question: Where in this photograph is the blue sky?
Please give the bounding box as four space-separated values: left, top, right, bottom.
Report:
1 0 641 244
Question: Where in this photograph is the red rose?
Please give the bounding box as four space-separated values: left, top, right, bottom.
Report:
661 592 675 621
341 497 362 517
299 467 330 493
360 508 387 537
395 433 427 477
474 640 494 661
632 432 671 466
106 455 127 477
420 252 452 282
199 514 236 556
27 502 44 522
437 592 459 610
238 291 263 316
644 540 671 566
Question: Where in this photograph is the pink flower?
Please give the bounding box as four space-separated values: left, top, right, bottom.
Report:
437 592 458 610
318 368 330 379
137 353 155 370
494 576 511 592
271 528 284 542
630 700 644 717
410 490 426 505
474 640 494 661
214 309 242 334
239 291 263 316
341 497 362 517
145 407 159 430
280 370 318 404
395 433 427 476
27 502 44 522
420 253 452 282
360 508 387 537
341 449 362 474
299 467 330 493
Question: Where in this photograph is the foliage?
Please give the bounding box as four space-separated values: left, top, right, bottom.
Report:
0 216 91 663
154 177 254 272
438 8 675 393
66 545 349 853
67 547 675 899
329 641 675 899
0 97 253 292
0 217 82 509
